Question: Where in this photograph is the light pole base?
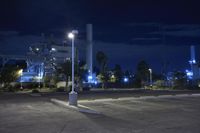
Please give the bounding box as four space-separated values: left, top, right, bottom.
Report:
68 91 78 106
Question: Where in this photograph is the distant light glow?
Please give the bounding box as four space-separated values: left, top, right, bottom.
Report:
51 47 56 51
88 75 92 80
36 48 39 51
186 69 193 79
111 75 115 78
94 81 97 85
17 69 23 75
189 59 196 64
86 74 98 84
124 77 129 82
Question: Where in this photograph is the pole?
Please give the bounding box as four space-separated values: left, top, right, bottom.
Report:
20 71 23 89
72 38 75 93
149 69 152 87
68 31 78 106
39 64 41 89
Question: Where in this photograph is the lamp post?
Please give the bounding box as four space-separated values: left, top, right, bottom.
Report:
18 69 23 89
68 30 78 106
38 64 41 89
148 68 152 87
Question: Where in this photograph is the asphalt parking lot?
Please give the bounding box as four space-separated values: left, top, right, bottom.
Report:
0 92 200 133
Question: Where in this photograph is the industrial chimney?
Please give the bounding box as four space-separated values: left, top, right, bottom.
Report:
86 24 93 76
190 45 196 63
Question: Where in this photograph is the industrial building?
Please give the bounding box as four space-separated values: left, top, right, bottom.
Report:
186 45 200 84
0 24 95 85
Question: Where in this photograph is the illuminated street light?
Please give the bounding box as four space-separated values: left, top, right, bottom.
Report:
68 33 74 39
148 68 152 87
68 30 78 106
18 69 23 89
51 47 56 51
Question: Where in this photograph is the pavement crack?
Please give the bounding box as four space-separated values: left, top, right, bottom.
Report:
57 124 66 133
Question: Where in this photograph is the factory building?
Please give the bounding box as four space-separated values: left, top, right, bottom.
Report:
21 41 73 82
1 24 95 84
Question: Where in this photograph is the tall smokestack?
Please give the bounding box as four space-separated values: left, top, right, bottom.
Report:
191 45 196 62
86 24 93 75
190 45 196 64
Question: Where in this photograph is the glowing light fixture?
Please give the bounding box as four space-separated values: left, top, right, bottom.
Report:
124 77 129 82
68 33 74 39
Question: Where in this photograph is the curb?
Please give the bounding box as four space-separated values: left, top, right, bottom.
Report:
29 93 42 97
50 98 101 115
78 93 200 103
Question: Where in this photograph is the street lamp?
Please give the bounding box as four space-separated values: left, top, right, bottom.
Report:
38 64 41 89
148 68 152 87
68 30 78 106
18 69 23 89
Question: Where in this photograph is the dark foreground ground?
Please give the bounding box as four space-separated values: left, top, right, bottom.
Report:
0 89 200 133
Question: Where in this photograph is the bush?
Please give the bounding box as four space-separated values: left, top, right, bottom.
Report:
32 89 40 93
82 86 91 91
56 87 66 92
153 80 166 89
5 85 20 92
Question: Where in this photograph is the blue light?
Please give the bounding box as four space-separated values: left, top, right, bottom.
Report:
189 59 196 64
186 69 193 79
123 77 129 83
88 75 92 80
87 74 99 84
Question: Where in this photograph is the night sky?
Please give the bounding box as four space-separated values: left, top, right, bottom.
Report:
1 0 200 73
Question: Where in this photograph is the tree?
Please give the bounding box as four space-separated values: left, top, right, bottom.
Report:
96 51 107 73
57 59 84 82
0 66 21 86
135 60 150 87
172 71 187 89
113 64 123 83
58 61 72 81
96 51 109 88
97 71 109 88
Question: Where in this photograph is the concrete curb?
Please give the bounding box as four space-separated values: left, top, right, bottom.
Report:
50 98 101 115
78 93 200 103
29 93 42 97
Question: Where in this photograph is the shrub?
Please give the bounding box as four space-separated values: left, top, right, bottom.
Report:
32 89 40 93
56 87 66 92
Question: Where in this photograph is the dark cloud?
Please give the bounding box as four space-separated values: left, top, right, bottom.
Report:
0 31 19 37
164 24 200 30
147 24 200 38
0 34 42 55
131 37 161 41
164 29 200 37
